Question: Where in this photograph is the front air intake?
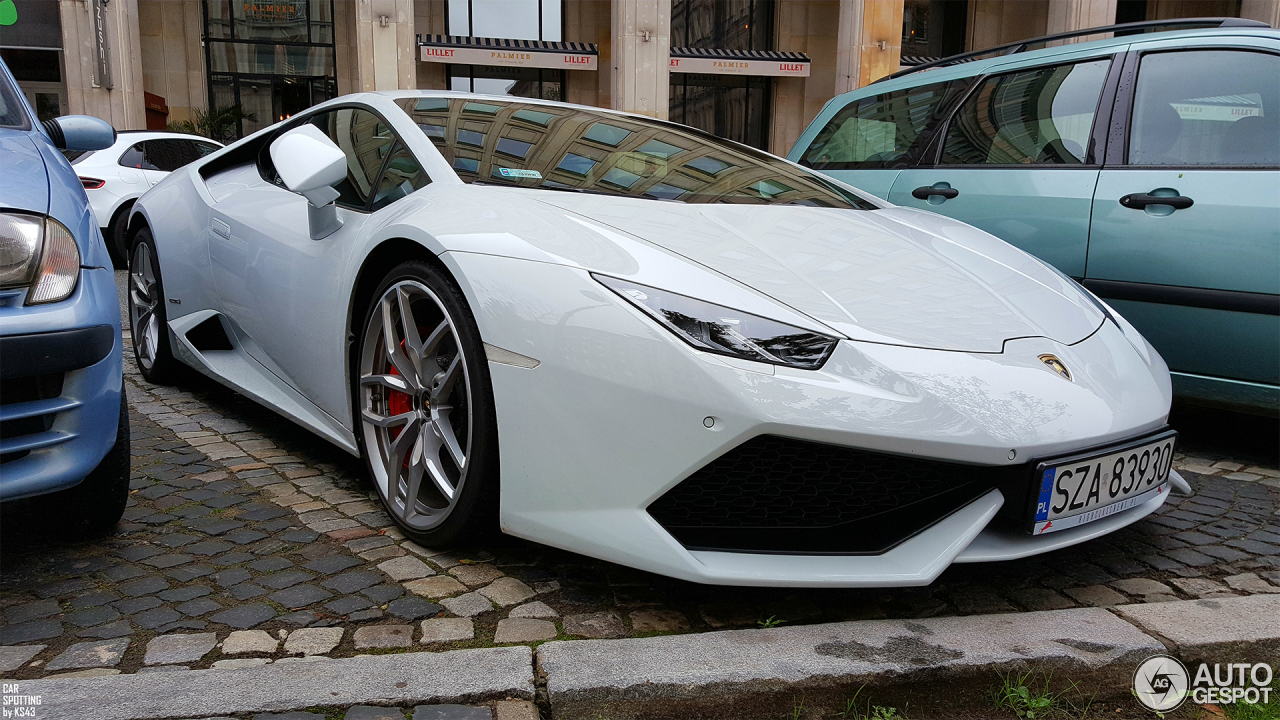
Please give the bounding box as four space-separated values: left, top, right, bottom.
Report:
647 435 1027 555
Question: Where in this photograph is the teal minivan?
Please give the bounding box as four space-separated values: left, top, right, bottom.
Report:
789 19 1279 413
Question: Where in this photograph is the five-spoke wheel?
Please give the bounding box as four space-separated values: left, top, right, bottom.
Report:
127 229 177 383
357 263 496 542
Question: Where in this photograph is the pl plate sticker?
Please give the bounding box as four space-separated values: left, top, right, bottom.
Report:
498 168 542 179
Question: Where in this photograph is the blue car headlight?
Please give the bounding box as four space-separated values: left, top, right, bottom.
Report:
0 212 81 305
594 274 839 370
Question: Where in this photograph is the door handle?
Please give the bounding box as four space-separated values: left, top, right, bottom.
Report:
1120 193 1193 210
912 185 960 200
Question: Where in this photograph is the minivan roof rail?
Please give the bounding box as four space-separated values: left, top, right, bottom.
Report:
876 17 1271 83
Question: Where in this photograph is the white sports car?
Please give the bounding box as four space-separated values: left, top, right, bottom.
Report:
126 91 1184 587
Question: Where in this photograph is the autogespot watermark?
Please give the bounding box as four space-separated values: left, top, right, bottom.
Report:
1133 655 1273 712
1 683 42 718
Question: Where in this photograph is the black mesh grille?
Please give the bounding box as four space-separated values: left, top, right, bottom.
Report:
648 435 1029 554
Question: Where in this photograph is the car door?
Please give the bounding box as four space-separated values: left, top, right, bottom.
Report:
1085 44 1280 404
790 77 970 200
208 105 431 422
887 54 1119 277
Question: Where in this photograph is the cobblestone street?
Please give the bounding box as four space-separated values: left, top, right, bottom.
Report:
1 272 1277 705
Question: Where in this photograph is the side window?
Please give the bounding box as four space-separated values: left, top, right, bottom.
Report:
194 141 221 158
369 142 430 211
118 142 158 170
1129 50 1279 167
308 108 397 210
799 79 967 169
143 139 204 172
942 59 1110 165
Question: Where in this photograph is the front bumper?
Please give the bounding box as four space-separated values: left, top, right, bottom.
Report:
446 251 1173 587
0 267 123 501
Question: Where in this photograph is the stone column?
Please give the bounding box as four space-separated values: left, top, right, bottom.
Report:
611 0 669 119
1240 0 1280 27
137 0 207 125
60 0 146 129
352 0 417 92
835 0 904 92
1045 0 1118 44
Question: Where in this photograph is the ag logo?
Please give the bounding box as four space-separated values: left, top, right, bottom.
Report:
1134 654 1189 712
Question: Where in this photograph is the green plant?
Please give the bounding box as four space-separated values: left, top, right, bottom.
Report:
790 694 805 719
1223 676 1278 720
837 686 910 720
759 615 786 628
993 669 1094 719
167 105 258 144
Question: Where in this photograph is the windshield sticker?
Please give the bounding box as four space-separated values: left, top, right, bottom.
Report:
498 168 543 179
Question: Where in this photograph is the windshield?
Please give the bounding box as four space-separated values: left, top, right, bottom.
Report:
396 97 877 210
0 65 31 130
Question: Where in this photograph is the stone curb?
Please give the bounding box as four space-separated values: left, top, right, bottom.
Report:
1112 593 1280 664
537 606 1164 720
14 646 533 720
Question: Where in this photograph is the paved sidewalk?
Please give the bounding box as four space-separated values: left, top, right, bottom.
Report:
0 273 1276 685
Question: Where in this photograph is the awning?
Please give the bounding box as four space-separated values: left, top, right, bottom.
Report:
669 48 810 77
418 35 598 71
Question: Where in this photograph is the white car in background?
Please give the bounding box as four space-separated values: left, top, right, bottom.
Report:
126 92 1185 587
69 131 221 265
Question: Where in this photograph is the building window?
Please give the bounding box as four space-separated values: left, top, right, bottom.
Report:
443 0 565 100
446 0 563 41
900 0 967 63
669 0 775 150
203 0 337 139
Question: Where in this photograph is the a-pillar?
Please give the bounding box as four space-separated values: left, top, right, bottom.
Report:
611 0 670 119
835 0 905 94
60 0 146 129
353 0 417 92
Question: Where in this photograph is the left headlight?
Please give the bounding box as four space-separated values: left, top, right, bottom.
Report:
0 213 81 305
594 274 839 370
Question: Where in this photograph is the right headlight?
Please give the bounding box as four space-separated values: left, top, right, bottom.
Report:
594 274 839 370
0 212 81 305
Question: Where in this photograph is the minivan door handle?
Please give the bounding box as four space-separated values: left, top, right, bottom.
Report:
912 185 959 200
1120 192 1193 210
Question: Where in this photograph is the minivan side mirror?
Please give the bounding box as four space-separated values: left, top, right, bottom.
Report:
270 124 347 240
42 115 116 151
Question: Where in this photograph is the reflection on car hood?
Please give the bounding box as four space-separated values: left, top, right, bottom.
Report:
0 133 49 214
531 193 1105 353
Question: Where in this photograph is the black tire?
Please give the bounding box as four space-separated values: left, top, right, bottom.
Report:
128 228 181 384
54 394 131 537
353 260 499 547
105 203 133 269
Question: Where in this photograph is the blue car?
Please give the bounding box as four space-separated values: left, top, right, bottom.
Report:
0 59 128 534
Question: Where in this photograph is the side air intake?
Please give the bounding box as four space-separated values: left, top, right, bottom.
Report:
185 315 234 352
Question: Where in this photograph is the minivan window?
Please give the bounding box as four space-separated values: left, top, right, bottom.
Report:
397 97 877 209
0 69 29 130
941 59 1110 165
1129 50 1279 167
799 79 968 169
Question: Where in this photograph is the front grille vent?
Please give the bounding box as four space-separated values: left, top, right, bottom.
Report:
647 435 1027 555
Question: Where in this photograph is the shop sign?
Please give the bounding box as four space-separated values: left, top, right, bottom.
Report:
420 44 597 71
91 0 111 89
669 56 809 77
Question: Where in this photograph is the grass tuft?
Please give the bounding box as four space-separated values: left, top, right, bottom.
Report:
992 669 1094 719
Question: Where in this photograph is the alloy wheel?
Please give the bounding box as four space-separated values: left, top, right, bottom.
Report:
129 242 160 370
359 280 473 531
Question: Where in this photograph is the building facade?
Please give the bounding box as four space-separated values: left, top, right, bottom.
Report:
2 0 1276 156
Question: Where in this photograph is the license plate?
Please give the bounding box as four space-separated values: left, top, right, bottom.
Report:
1031 430 1177 534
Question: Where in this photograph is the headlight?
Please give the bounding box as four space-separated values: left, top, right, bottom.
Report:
594 274 839 370
0 212 81 305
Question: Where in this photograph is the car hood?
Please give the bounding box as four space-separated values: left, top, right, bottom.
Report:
530 194 1105 353
0 132 49 214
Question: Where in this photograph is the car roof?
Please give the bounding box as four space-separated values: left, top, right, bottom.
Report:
843 25 1279 97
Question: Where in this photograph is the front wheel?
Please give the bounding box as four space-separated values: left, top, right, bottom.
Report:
128 228 180 384
355 261 499 546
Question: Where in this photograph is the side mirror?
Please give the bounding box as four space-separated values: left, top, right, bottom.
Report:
43 115 116 151
269 125 348 240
